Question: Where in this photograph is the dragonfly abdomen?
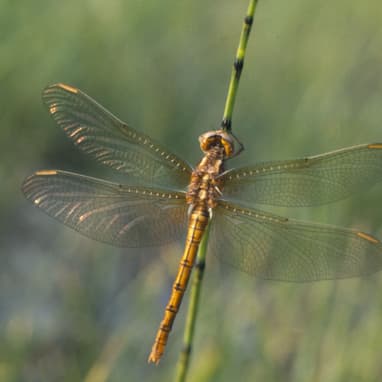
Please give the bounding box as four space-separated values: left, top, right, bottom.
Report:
149 131 233 364
148 205 210 364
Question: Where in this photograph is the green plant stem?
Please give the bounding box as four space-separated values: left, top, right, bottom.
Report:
175 1 259 381
221 0 258 131
174 223 210 382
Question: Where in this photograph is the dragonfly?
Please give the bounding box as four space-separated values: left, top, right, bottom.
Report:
22 83 382 364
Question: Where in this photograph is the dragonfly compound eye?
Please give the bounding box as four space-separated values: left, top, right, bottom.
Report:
199 130 235 158
220 136 234 158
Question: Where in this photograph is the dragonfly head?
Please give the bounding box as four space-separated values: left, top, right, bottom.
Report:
199 130 235 158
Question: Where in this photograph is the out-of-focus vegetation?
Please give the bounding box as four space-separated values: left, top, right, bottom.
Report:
1 0 382 381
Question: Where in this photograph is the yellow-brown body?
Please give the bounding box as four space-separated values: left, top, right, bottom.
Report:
148 133 233 364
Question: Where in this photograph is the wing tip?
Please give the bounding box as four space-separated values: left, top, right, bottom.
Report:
43 83 79 97
56 83 79 94
367 143 382 149
21 170 59 199
357 231 380 244
52 83 79 93
35 170 58 176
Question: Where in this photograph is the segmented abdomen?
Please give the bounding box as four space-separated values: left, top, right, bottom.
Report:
148 205 209 364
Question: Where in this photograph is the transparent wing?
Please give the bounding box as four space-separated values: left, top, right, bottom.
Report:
22 170 188 247
42 83 192 190
221 143 382 207
209 201 382 281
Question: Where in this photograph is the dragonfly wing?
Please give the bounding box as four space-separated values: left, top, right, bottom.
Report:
42 83 192 190
221 143 382 207
22 170 188 247
209 201 382 281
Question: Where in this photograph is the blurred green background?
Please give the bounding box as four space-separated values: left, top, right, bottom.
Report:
2 0 382 381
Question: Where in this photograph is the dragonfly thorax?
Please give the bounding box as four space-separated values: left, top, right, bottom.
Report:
186 142 226 209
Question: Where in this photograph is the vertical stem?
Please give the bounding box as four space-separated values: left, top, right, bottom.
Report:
175 1 259 381
221 0 258 131
174 223 210 382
